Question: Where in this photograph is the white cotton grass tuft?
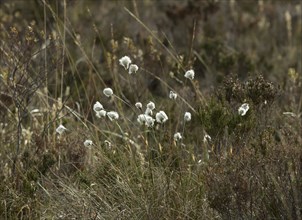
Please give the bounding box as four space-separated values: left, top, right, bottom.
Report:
56 124 67 135
128 64 139 74
137 114 155 127
146 101 155 110
137 114 147 125
84 139 93 148
184 112 192 122
107 111 119 121
96 109 107 118
93 101 104 112
135 102 142 110
103 88 113 97
104 140 112 147
238 103 249 116
93 101 106 118
174 132 182 142
145 115 155 127
145 108 153 116
156 111 168 124
169 91 177 100
203 134 211 143
119 56 132 70
184 69 195 80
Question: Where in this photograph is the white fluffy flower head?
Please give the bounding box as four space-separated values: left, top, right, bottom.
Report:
93 101 104 112
174 132 182 142
203 134 211 143
184 112 192 122
56 124 67 135
119 56 132 69
96 110 107 118
135 102 142 110
129 64 139 74
137 114 146 125
145 108 153 116
145 115 155 127
146 101 155 110
137 114 155 127
107 111 119 121
103 88 113 97
238 103 249 116
84 140 93 148
156 111 168 124
104 140 112 147
169 91 178 100
184 69 195 80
